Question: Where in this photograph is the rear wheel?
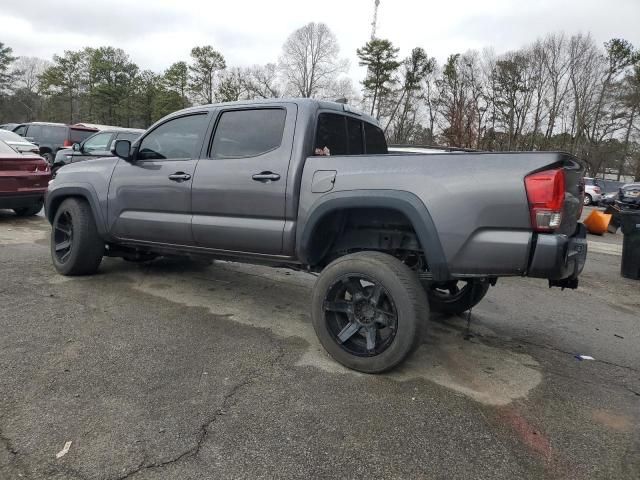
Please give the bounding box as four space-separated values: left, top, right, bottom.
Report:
426 280 490 316
51 198 104 275
311 251 428 373
583 194 593 206
13 202 42 217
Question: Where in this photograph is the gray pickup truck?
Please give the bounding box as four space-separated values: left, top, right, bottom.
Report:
45 99 587 373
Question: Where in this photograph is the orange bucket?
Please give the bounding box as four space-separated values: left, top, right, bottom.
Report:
583 210 612 235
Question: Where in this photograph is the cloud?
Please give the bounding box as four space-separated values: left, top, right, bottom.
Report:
2 0 638 78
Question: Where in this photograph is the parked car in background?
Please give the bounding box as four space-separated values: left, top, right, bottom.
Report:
0 140 50 216
11 122 98 164
0 123 19 131
0 129 40 154
583 177 603 206
617 183 640 209
52 128 144 175
601 191 618 206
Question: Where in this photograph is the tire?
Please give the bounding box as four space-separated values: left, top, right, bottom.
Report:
13 202 42 217
42 152 54 164
426 280 490 316
311 251 429 373
583 194 592 206
51 198 104 275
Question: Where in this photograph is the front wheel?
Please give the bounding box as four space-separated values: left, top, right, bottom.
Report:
51 198 104 275
311 251 429 373
583 194 593 206
426 280 490 316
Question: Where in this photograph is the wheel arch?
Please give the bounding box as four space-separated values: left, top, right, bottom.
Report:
297 190 450 281
45 185 108 236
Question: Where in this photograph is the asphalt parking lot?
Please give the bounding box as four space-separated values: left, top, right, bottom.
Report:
1 210 639 479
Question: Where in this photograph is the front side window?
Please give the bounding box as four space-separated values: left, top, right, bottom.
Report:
13 125 27 136
82 132 112 152
210 109 286 159
138 114 208 161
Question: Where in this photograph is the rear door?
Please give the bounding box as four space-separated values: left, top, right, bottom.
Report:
107 112 210 245
191 103 296 255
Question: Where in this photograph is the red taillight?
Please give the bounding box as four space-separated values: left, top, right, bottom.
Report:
63 139 73 147
525 168 565 232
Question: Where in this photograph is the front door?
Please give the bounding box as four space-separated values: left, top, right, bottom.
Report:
107 112 210 245
191 104 296 255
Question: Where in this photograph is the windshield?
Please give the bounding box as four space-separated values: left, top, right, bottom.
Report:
0 140 17 154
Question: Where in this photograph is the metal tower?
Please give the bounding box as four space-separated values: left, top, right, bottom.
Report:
371 0 380 40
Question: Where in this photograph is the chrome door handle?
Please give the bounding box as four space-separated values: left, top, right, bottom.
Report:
168 172 191 181
252 172 280 182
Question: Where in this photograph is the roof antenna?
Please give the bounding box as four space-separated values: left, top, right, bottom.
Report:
334 97 348 104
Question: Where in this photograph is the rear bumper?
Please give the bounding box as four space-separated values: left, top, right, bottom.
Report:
527 223 587 283
0 192 45 209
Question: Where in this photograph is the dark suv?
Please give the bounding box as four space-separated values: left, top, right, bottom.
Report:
52 128 144 175
12 122 98 164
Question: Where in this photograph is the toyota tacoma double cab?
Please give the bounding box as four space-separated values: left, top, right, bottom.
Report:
46 99 587 373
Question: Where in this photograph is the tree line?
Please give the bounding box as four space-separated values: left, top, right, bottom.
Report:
1 23 639 179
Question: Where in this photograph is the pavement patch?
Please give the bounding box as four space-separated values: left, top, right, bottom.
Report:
123 259 542 406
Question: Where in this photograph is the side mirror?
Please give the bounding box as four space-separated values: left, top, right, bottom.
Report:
72 143 81 152
112 139 132 161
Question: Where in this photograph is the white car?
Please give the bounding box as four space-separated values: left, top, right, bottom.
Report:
0 129 40 155
583 177 603 206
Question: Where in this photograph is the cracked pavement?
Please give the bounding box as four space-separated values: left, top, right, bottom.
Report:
0 211 639 479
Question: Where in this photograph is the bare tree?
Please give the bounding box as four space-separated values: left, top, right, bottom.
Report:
10 57 50 120
279 22 347 98
243 63 281 99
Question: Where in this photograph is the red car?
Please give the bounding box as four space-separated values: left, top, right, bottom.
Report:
0 140 51 216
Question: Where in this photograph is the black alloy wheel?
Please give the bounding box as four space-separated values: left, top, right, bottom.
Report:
53 210 73 264
324 275 398 356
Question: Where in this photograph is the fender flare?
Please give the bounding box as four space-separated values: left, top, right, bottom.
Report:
45 183 108 236
297 190 450 281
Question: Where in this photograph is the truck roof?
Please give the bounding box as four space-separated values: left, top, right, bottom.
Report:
173 98 380 126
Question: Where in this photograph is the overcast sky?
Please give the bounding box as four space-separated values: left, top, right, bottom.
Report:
2 0 639 80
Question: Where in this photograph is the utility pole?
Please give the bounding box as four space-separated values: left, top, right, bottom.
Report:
371 0 380 40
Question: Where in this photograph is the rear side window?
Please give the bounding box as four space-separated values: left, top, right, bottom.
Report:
316 113 347 155
70 128 96 144
13 125 27 136
347 117 364 154
210 109 286 159
364 123 387 154
42 125 66 143
26 125 42 139
138 114 208 161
